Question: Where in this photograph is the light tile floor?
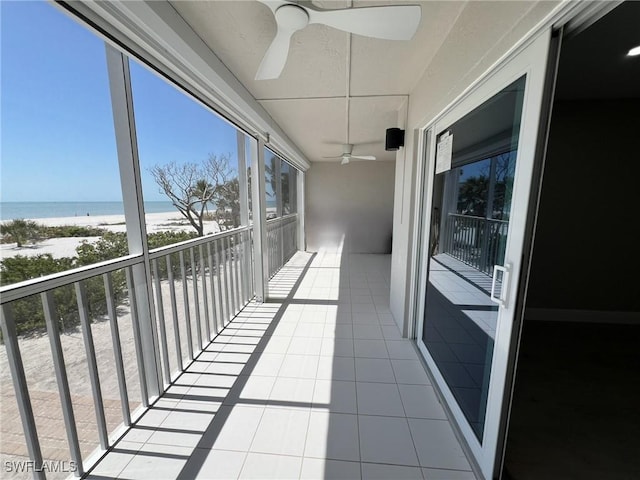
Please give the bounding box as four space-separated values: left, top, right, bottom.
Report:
87 251 476 480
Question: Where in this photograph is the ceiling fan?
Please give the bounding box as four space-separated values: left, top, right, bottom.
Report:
255 0 422 80
323 144 376 165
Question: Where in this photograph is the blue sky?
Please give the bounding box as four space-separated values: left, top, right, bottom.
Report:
1 1 239 203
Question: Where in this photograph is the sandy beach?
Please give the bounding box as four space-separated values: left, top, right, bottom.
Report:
0 211 221 260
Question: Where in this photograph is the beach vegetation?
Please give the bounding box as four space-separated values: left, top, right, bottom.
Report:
150 153 241 236
147 230 200 278
75 231 129 264
42 225 107 238
0 253 123 337
148 230 198 249
0 219 43 247
0 220 107 248
0 254 75 285
0 230 202 338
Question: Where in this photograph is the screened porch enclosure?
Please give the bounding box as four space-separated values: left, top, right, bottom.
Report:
0 5 304 476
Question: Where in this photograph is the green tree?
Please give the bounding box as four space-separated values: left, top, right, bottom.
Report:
215 178 241 229
192 179 215 219
150 153 235 236
458 175 489 217
281 164 291 214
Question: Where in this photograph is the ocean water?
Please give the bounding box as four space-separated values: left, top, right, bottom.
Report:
0 201 176 221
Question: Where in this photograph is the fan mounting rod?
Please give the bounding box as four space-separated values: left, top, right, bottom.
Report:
276 4 309 30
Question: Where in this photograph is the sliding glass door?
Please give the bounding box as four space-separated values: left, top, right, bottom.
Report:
416 31 552 479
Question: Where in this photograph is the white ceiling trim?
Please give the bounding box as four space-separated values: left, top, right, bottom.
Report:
66 0 311 171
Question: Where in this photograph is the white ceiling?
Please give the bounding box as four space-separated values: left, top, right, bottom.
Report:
170 1 551 164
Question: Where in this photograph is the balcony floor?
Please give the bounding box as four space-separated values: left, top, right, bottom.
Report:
87 251 476 480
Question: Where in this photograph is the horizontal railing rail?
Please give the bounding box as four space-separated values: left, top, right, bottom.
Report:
265 213 298 226
0 227 253 306
148 225 250 259
0 254 142 305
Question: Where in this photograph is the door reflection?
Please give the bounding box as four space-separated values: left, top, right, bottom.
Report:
423 256 498 439
421 76 525 441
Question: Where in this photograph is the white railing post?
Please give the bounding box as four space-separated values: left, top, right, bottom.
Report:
198 245 212 341
179 251 194 361
0 305 45 480
206 242 221 334
104 272 133 424
166 254 183 371
106 45 161 399
75 282 109 450
251 138 269 301
42 291 83 477
124 267 150 407
297 170 305 251
213 239 227 327
190 247 203 349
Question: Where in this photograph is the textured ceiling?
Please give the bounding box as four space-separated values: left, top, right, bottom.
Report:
171 1 563 164
170 0 468 163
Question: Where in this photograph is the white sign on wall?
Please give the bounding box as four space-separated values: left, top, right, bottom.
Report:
436 132 453 174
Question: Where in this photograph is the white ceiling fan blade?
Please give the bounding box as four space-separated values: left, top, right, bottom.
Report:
255 27 296 80
322 155 344 159
256 3 310 80
308 5 421 41
351 155 377 161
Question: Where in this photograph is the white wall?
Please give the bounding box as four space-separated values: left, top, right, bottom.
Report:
305 161 395 254
390 1 561 333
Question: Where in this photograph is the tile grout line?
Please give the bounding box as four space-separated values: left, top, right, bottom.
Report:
347 279 366 480
296 296 321 480
375 265 426 479
229 297 279 480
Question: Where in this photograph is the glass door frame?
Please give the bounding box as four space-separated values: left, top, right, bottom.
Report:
413 29 552 479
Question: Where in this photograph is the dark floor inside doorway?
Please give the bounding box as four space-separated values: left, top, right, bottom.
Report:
504 320 640 480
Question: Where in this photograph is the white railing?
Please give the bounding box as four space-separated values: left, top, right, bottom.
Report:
265 214 298 279
0 226 253 478
442 214 508 276
148 227 253 383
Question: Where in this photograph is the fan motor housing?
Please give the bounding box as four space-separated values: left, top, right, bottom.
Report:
385 128 405 151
